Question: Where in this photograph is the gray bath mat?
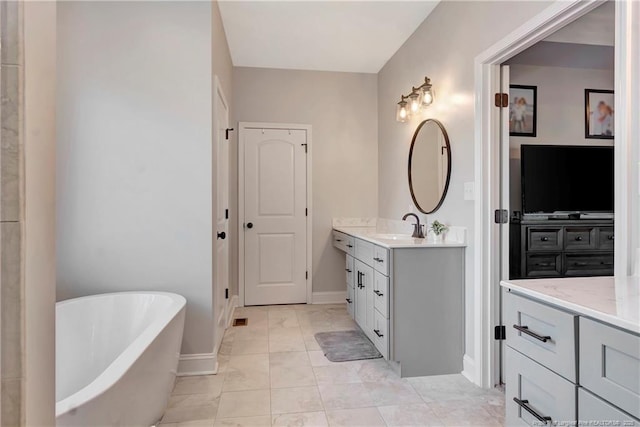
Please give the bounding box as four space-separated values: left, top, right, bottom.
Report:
314 330 382 362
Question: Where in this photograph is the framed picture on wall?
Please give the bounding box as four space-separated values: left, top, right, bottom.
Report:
585 89 614 139
509 85 537 137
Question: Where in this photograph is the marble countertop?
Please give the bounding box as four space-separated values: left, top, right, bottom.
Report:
333 225 467 249
501 276 640 334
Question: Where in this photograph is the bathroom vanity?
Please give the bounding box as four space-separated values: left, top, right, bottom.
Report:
333 220 466 377
501 277 640 426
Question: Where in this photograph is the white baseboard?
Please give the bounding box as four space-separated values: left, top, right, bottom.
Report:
461 354 477 386
177 353 218 377
226 294 239 328
312 291 347 305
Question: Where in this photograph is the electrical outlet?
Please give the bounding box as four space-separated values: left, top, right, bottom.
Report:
464 182 475 201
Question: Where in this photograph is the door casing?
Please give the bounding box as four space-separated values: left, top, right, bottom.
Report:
238 122 313 307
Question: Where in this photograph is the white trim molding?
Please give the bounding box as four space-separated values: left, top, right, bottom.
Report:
177 353 218 377
473 0 616 389
461 354 476 384
312 291 347 305
226 294 239 328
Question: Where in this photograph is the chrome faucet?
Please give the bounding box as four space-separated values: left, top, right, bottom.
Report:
402 213 425 238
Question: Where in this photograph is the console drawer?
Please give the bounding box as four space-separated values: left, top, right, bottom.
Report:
333 230 348 252
578 389 640 426
373 245 389 275
505 292 577 381
597 227 615 250
580 318 640 419
563 253 613 276
527 227 562 251
564 227 596 250
524 253 562 278
506 347 577 426
355 238 374 267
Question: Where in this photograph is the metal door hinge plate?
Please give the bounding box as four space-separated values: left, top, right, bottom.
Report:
494 93 508 108
495 325 506 340
494 209 509 224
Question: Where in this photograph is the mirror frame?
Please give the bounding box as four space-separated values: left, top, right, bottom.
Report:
407 118 452 214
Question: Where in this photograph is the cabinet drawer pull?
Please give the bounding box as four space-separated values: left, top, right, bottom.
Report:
607 235 614 241
540 236 549 242
513 398 552 424
346 244 353 248
575 236 583 241
373 257 383 263
345 298 352 304
513 325 551 342
373 329 384 338
374 290 383 297
357 271 362 286
336 239 342 242
573 262 588 267
345 268 352 273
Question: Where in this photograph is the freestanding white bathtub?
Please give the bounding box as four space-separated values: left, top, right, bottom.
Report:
56 292 186 427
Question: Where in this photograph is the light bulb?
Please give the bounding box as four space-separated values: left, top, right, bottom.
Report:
409 93 420 113
400 106 407 119
396 99 410 122
421 88 434 106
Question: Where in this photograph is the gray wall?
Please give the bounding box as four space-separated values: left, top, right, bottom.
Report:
56 1 232 356
377 0 552 363
233 67 378 295
509 64 614 212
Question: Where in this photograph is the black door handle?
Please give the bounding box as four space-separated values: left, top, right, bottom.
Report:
217 231 226 240
246 222 253 229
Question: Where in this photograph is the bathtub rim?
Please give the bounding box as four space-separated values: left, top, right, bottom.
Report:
55 291 186 418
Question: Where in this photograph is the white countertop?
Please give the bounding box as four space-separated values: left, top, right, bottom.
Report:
333 226 467 249
501 276 640 334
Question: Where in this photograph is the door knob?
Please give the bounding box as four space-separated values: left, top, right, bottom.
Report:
217 231 226 240
246 222 253 229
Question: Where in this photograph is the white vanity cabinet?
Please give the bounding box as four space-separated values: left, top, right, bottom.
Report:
333 229 465 377
502 287 640 426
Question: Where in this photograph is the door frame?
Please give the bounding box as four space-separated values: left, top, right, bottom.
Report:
237 122 313 307
213 75 233 337
473 0 639 388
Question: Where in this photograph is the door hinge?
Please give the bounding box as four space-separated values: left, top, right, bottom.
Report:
306 271 308 280
225 128 234 140
301 143 308 153
494 325 506 340
494 93 508 108
494 209 509 224
225 288 229 300
305 208 308 217
225 208 229 219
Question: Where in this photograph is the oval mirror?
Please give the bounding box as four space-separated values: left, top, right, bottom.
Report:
408 119 451 214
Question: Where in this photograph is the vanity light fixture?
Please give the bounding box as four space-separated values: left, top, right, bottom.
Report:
396 76 435 122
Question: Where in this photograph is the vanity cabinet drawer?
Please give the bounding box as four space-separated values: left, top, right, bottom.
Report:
506 347 576 426
580 318 640 419
372 309 389 359
505 292 577 381
579 389 640 426
564 227 596 250
527 227 563 251
334 231 354 255
355 239 374 267
373 245 389 275
373 271 389 319
524 253 562 278
346 286 355 318
597 227 615 250
346 255 354 287
563 253 613 276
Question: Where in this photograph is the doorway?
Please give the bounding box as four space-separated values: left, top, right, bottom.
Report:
474 0 638 389
238 123 312 306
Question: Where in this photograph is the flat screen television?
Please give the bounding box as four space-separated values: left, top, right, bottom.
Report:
521 145 614 214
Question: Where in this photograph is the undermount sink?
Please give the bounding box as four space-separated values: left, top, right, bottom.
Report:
369 233 415 240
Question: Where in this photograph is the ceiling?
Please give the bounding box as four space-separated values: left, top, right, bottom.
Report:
506 41 613 70
218 1 440 74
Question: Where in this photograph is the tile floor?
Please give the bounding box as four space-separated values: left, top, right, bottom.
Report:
159 304 505 427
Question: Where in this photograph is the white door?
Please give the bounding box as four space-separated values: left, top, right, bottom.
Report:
243 127 308 306
498 64 511 384
214 78 230 353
